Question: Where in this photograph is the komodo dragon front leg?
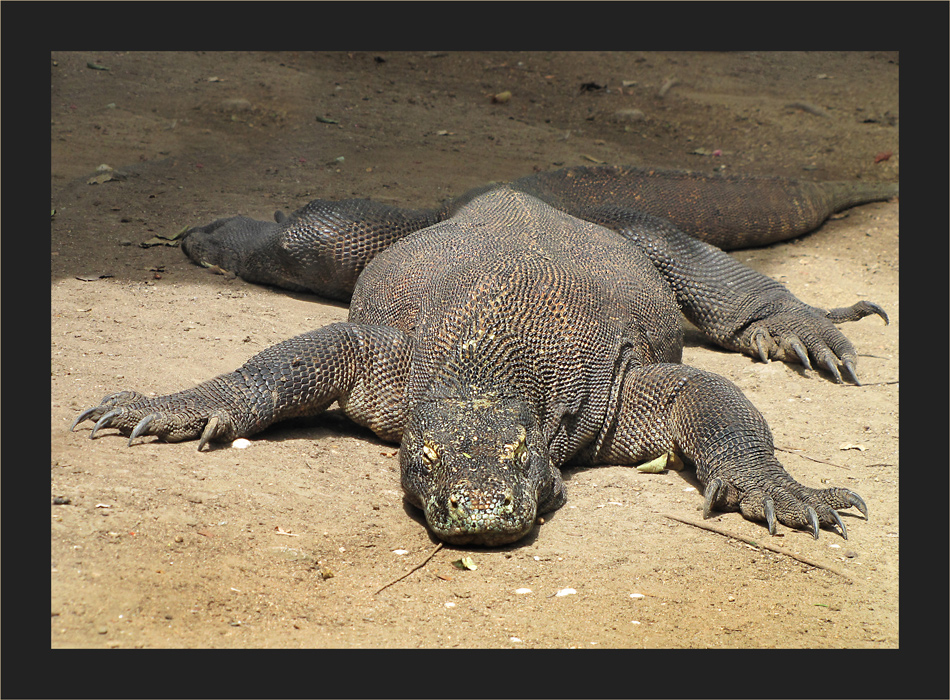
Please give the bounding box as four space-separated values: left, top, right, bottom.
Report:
596 363 867 538
580 207 888 384
71 323 411 449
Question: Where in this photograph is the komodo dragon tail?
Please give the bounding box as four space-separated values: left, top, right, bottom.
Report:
512 166 898 250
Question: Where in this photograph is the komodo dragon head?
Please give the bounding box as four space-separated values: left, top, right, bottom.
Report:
399 389 566 546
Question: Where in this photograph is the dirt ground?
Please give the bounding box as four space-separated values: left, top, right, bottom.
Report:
50 51 899 652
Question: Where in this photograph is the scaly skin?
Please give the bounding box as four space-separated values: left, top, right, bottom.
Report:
74 167 893 544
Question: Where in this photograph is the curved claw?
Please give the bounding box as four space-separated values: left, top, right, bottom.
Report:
847 490 869 520
830 510 848 540
842 359 860 386
805 506 820 540
90 410 121 439
70 406 100 431
128 413 160 446
197 413 231 452
818 353 843 384
703 478 723 519
787 338 812 370
753 329 770 364
763 497 777 536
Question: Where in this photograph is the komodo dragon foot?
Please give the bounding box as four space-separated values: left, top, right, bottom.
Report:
71 389 243 451
739 299 888 384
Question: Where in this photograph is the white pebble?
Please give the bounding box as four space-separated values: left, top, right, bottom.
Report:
392 549 409 555
555 588 576 597
630 593 645 599
231 438 251 449
444 602 456 608
514 588 532 595
509 636 522 643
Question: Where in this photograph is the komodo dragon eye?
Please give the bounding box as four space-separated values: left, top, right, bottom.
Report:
502 430 529 466
422 441 440 466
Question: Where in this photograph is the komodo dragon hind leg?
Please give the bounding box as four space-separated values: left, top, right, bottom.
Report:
598 363 868 538
71 323 412 450
577 206 889 384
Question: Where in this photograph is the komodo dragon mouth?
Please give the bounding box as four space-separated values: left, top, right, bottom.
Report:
398 393 566 546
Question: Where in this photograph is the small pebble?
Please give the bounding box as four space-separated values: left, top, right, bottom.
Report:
610 109 645 123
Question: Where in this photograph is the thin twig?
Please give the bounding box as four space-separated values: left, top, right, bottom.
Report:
775 445 851 470
375 543 444 594
662 514 852 581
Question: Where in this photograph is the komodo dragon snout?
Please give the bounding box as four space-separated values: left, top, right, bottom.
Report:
399 393 566 546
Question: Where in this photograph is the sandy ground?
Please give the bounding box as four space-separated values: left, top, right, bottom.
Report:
51 51 899 656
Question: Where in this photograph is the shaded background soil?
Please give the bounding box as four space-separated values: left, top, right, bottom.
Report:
51 51 899 653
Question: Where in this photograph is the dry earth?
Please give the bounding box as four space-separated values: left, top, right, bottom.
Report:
51 51 900 661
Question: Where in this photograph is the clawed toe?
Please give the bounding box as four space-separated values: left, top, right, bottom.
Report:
703 477 724 519
90 409 122 439
805 506 820 540
763 497 777 536
70 405 101 432
846 490 868 519
128 413 161 446
830 510 848 540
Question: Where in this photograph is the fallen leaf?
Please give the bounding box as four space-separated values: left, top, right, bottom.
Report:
452 556 477 571
140 237 180 248
637 452 683 473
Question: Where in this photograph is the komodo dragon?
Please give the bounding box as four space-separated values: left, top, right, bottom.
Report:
72 166 896 546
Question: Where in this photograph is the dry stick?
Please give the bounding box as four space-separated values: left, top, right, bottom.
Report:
662 514 852 581
375 543 444 595
775 445 851 470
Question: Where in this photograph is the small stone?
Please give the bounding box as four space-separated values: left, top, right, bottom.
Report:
610 108 646 123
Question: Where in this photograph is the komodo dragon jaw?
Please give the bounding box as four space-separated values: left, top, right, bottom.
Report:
399 394 566 546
